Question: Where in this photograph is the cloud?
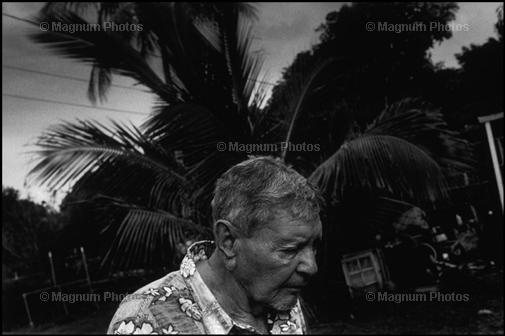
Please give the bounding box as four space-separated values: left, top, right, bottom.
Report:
259 14 310 41
430 2 501 68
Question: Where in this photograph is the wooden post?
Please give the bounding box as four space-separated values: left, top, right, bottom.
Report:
478 113 504 212
22 293 34 328
48 251 56 287
48 251 69 316
80 246 99 310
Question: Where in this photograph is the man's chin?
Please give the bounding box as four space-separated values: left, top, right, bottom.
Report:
270 291 299 311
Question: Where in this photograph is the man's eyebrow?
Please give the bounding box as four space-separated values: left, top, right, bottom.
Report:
277 234 317 245
275 236 305 245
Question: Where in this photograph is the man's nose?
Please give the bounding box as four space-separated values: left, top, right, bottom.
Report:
297 247 318 276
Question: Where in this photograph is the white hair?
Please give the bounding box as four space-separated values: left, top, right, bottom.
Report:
211 156 322 236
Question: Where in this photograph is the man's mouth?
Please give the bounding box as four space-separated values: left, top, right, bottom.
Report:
284 284 306 291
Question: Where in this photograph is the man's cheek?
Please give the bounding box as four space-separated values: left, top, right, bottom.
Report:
257 270 288 293
274 253 295 266
266 268 297 293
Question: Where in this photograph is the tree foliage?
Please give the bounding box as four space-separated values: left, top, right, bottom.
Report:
268 2 459 128
2 187 66 276
26 2 476 272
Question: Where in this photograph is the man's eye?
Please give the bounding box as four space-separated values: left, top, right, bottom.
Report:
282 247 298 255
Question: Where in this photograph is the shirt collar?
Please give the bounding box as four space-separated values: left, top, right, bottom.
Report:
180 240 305 335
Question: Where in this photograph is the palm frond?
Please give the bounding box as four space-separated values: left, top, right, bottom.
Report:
141 102 247 208
309 134 450 206
133 2 201 99
29 10 173 103
185 3 259 22
365 98 474 172
68 155 189 216
40 3 151 102
88 63 112 103
40 2 101 16
282 58 334 160
102 205 211 270
27 120 187 194
213 6 264 116
143 103 226 162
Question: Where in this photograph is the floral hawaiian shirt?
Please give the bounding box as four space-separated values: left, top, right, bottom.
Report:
107 240 307 334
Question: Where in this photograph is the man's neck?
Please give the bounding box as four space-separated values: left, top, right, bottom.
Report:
197 252 269 332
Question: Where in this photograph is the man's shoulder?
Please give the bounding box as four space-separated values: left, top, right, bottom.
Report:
107 270 203 334
133 269 186 294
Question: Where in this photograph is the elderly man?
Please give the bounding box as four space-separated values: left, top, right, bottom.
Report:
107 156 322 334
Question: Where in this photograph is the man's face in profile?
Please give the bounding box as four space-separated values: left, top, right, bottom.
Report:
233 210 322 311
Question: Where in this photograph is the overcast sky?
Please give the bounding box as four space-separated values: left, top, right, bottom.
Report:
2 2 502 207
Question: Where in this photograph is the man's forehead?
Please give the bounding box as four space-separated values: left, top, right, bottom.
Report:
262 216 322 241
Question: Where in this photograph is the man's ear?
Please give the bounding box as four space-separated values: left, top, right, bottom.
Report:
213 219 239 260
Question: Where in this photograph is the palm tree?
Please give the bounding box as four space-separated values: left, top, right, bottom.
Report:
27 3 472 271
28 2 270 270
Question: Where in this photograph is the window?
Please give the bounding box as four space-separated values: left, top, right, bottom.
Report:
341 250 384 289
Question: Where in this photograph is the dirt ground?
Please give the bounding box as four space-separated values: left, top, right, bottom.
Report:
4 270 503 335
